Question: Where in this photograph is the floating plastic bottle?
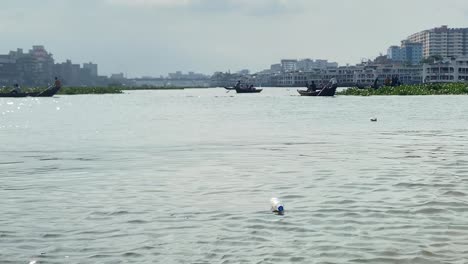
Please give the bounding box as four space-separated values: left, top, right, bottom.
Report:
270 198 284 214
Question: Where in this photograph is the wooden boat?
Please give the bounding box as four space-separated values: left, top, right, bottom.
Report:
0 86 61 98
297 85 337 97
224 87 263 94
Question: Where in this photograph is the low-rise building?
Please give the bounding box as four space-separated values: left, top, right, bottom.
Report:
270 64 282 73
423 56 468 83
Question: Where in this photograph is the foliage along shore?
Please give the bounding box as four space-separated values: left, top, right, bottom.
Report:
0 85 208 95
0 86 123 95
58 86 123 95
59 85 210 94
337 83 468 96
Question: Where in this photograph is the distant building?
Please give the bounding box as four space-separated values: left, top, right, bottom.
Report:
237 69 250 75
270 63 282 73
168 71 183 79
54 60 81 85
83 62 98 77
110 73 125 80
0 55 17 85
257 63 423 87
406 25 468 58
0 45 108 87
28 46 55 84
210 72 248 87
1 45 55 86
132 71 210 87
168 71 208 80
387 46 402 61
423 56 468 83
280 59 297 72
387 41 423 65
296 59 339 71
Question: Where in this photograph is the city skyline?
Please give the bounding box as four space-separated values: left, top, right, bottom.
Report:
1 0 467 77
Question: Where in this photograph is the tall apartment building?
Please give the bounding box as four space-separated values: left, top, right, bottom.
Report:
83 62 98 76
406 25 468 58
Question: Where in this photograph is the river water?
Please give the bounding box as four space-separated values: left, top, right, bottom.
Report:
1 89 468 263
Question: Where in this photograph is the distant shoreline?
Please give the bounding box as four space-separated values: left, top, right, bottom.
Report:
2 84 467 96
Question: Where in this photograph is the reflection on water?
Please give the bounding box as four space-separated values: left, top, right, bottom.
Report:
1 89 468 263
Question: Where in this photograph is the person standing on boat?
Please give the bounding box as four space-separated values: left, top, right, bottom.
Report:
54 77 62 88
326 78 337 89
12 83 22 94
234 80 241 89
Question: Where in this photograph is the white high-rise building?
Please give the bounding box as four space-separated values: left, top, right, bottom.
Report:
406 25 468 58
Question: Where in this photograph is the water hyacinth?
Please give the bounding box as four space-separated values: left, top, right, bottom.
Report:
0 85 199 95
0 86 123 95
337 83 468 96
58 86 123 95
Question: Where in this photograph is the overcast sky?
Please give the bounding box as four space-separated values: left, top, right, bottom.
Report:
0 0 467 77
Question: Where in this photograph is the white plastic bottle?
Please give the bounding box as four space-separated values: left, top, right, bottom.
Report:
270 198 284 213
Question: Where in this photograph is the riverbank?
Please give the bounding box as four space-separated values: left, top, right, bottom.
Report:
0 86 123 95
337 83 468 96
1 86 205 95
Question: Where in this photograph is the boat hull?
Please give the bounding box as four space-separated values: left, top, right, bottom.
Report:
0 86 61 98
297 86 337 97
235 88 262 93
224 87 263 93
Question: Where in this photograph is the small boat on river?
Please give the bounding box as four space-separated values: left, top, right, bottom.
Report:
0 86 61 98
297 85 337 97
224 87 263 94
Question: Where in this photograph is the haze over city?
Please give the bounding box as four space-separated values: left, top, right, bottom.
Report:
1 0 467 77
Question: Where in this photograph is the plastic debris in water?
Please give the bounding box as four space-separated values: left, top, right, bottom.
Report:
270 198 284 214
370 117 377 122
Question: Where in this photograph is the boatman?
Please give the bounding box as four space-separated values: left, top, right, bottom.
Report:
234 80 241 89
12 83 22 94
54 77 62 88
307 81 317 92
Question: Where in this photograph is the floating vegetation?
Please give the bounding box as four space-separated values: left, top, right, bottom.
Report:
337 83 468 96
0 86 123 95
58 86 123 95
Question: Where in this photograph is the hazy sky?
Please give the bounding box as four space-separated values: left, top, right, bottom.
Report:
0 0 467 77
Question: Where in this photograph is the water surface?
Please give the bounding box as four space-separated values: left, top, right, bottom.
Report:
1 89 468 263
